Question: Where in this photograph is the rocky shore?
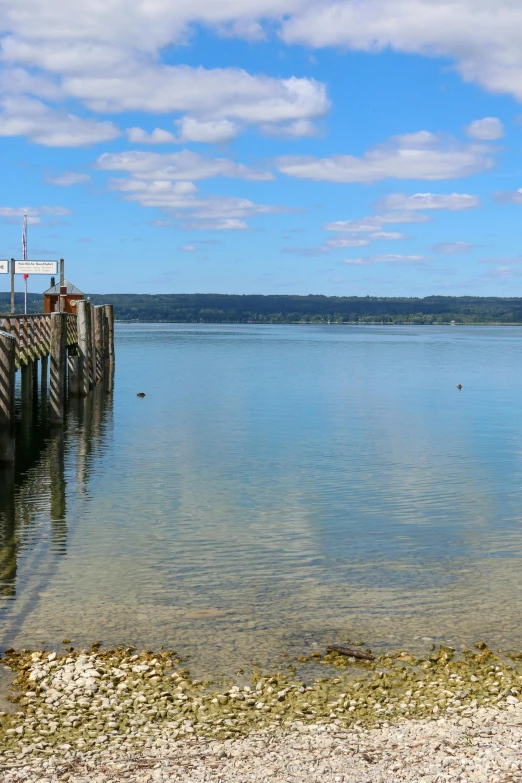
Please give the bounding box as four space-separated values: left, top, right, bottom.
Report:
1 642 521 781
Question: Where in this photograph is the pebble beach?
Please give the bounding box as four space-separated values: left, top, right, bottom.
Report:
1 642 521 781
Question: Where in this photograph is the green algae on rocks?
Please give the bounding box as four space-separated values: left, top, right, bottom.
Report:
0 643 521 759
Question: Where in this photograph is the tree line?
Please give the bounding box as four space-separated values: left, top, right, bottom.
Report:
88 293 522 324
3 292 522 323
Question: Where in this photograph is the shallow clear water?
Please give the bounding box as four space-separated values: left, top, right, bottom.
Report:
1 324 522 675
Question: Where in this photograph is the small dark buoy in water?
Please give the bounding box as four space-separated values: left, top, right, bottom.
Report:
137 392 146 397
457 384 462 390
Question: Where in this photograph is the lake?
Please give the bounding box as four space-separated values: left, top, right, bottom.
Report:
1 323 522 676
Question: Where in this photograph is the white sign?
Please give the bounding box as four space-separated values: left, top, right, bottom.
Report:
14 260 58 275
0 260 8 274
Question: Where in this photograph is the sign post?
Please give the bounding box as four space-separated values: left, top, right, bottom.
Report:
60 258 65 313
11 261 59 315
23 274 29 315
10 259 14 314
13 261 58 276
22 215 28 315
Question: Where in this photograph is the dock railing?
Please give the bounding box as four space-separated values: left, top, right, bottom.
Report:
0 302 114 462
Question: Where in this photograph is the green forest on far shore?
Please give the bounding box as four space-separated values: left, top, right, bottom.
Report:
4 292 522 324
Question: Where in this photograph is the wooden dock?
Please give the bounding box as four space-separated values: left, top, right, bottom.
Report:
0 301 114 462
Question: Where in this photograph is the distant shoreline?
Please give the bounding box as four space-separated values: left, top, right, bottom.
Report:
115 320 522 326
5 293 522 324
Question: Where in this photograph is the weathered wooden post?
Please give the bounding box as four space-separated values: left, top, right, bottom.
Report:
0 331 16 462
103 304 114 366
103 304 114 393
41 353 48 398
49 312 67 424
21 363 32 407
68 347 80 396
32 359 39 401
102 307 110 376
76 300 92 397
90 303 97 388
94 306 104 384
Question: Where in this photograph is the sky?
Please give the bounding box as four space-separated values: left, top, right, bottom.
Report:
1 0 522 297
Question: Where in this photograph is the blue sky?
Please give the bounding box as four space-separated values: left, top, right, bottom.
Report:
1 0 522 296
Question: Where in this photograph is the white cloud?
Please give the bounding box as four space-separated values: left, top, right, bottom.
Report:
68 68 328 125
0 2 296 55
0 205 72 224
3 0 522 145
184 219 250 231
369 231 406 240
277 132 493 183
0 96 119 146
432 241 474 254
126 127 177 144
325 232 405 248
46 171 91 185
465 117 504 140
261 119 319 137
379 192 480 211
126 118 239 145
285 228 406 256
175 116 239 143
493 188 522 204
324 213 430 233
325 238 371 249
180 245 196 252
0 2 330 146
96 150 272 181
108 177 290 230
280 1 522 103
344 254 425 265
1 36 328 125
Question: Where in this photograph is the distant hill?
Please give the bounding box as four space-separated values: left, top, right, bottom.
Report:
88 293 522 324
3 292 522 324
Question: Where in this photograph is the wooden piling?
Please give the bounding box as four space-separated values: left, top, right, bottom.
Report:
94 306 104 384
41 354 48 397
104 305 114 368
76 300 92 397
32 360 39 410
102 308 110 378
21 363 32 407
90 304 97 389
68 347 80 396
49 312 67 424
104 304 114 393
0 331 16 462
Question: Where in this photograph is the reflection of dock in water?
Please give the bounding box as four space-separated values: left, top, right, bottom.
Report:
0 386 113 603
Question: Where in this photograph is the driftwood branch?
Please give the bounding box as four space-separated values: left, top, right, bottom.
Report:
326 645 375 661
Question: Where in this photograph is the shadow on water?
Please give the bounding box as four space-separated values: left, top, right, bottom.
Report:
0 382 113 634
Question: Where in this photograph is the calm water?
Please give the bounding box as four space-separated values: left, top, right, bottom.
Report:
1 324 522 675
